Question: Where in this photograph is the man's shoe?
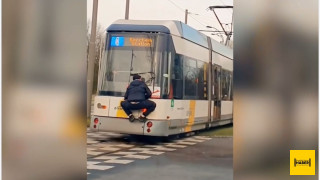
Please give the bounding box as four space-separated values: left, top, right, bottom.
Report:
138 115 147 122
129 114 135 122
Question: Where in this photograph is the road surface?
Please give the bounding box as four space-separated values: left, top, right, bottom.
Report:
87 126 233 180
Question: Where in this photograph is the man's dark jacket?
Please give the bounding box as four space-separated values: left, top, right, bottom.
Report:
124 80 152 102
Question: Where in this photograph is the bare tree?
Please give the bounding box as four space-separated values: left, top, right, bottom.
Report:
87 21 106 94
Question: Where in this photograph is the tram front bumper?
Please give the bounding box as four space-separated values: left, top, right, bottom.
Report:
90 116 170 136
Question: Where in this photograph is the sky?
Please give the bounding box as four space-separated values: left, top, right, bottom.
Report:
87 0 233 41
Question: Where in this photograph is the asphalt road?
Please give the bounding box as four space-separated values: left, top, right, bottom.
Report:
87 126 233 180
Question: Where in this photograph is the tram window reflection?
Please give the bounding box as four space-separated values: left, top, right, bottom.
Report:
197 61 207 100
184 58 198 98
221 70 232 101
171 54 183 99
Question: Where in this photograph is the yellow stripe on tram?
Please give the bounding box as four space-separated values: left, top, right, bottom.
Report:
116 100 128 118
185 100 196 132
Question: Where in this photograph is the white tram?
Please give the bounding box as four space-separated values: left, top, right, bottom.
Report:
91 20 233 136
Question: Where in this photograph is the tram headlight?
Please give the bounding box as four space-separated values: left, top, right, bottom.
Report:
97 103 107 109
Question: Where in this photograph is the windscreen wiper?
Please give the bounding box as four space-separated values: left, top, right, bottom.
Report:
130 71 154 76
130 71 155 85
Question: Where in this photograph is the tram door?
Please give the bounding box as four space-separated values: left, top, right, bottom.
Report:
213 65 221 120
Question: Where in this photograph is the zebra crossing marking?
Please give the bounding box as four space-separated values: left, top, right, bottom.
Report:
144 145 163 148
87 165 114 170
183 138 205 142
154 146 176 151
113 151 138 155
164 143 187 148
140 150 164 155
114 144 135 148
87 151 104 156
87 140 99 144
93 155 122 160
87 133 213 172
104 159 134 164
123 154 151 159
99 146 121 151
130 147 152 151
175 140 197 145
87 161 100 165
193 136 212 140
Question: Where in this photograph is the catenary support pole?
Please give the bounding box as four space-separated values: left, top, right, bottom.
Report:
185 9 188 24
87 0 98 118
125 0 130 19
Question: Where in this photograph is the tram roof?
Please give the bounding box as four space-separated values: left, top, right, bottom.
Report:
107 20 233 59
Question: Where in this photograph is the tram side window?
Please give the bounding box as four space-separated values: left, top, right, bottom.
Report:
171 54 183 99
184 58 198 99
230 73 233 100
221 70 232 100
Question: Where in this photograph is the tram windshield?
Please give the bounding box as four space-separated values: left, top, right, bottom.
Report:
99 33 169 97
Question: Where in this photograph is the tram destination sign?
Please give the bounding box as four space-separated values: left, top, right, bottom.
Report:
110 36 154 47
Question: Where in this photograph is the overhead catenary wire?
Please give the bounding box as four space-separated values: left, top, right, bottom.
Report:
166 0 226 38
189 14 207 27
216 0 234 33
167 0 185 12
165 0 232 44
216 0 233 14
189 14 224 31
208 2 234 35
211 0 233 27
166 0 208 28
196 14 218 21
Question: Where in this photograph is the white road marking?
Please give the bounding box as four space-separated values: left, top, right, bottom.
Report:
183 138 205 142
140 151 164 155
104 159 134 164
154 147 176 151
175 140 196 145
87 161 100 165
123 154 151 159
194 136 212 140
87 165 114 170
114 144 135 148
130 148 152 151
87 140 99 144
93 156 121 160
87 151 105 156
163 143 187 148
99 146 121 151
144 145 163 148
87 130 214 174
113 151 138 155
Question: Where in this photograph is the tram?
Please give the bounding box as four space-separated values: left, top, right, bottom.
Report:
90 20 233 136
